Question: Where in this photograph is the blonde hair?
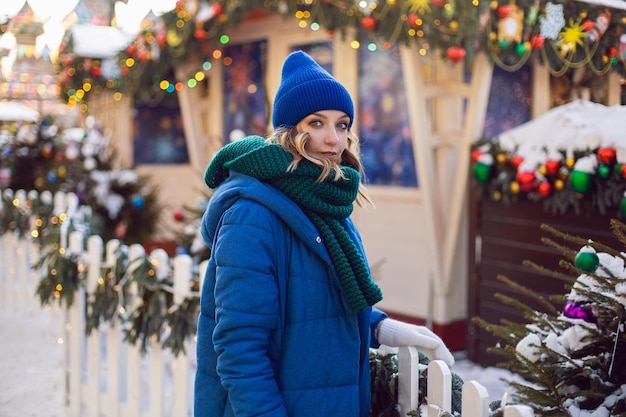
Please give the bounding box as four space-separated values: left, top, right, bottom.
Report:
267 127 372 206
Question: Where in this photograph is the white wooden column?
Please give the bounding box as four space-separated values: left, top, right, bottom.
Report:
175 66 211 175
400 49 493 301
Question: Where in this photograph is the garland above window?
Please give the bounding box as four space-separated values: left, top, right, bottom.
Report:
57 0 626 108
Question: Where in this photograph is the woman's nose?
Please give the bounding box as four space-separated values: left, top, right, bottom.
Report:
325 127 339 144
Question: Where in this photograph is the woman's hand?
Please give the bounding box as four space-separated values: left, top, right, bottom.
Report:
376 318 455 366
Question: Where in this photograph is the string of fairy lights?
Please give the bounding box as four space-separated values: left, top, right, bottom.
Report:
54 0 626 112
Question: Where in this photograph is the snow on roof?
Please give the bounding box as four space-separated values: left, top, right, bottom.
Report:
576 0 626 10
69 25 134 59
0 101 40 122
497 100 626 169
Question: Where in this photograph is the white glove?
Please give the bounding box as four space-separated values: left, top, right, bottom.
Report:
376 319 455 367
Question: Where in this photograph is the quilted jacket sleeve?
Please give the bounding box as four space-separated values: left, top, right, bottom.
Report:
211 199 288 417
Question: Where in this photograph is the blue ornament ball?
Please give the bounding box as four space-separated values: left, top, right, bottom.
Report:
131 194 145 209
176 246 190 255
47 171 57 183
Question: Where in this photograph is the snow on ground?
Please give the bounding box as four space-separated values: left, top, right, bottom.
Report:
0 309 67 417
0 308 516 417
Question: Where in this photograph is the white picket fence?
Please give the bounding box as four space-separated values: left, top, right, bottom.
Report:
0 189 534 417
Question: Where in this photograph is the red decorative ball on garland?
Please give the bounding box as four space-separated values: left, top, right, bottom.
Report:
446 46 466 62
497 4 511 18
510 155 524 169
537 181 552 198
597 147 616 165
173 208 186 222
530 35 545 49
545 159 561 176
212 3 223 16
516 171 536 192
157 33 167 47
408 13 420 28
471 149 483 162
581 19 595 32
361 16 377 32
194 28 206 40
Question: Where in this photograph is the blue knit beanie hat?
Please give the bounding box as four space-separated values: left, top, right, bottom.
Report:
272 50 354 129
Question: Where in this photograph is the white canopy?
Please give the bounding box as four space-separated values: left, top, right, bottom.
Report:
0 101 40 122
69 25 134 59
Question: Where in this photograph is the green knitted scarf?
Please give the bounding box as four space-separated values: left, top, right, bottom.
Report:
204 136 382 312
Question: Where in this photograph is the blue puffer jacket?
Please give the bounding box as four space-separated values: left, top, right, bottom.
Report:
194 171 386 417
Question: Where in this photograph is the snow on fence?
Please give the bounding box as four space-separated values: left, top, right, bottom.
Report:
0 189 534 417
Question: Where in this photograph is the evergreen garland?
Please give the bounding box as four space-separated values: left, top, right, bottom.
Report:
57 0 626 105
34 246 82 308
85 245 130 335
122 256 174 354
162 293 200 356
369 350 469 417
471 139 626 217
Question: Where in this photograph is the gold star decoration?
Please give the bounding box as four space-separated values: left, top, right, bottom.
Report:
559 18 586 53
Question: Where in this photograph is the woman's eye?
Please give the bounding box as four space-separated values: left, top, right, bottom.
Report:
309 120 322 127
337 122 348 130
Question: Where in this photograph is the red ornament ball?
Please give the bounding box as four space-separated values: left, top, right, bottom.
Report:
361 16 376 32
212 3 223 15
530 35 545 49
597 147 616 165
545 159 561 176
471 149 483 162
173 209 186 222
581 19 595 32
497 5 511 18
537 181 552 198
408 13 420 28
194 28 206 40
510 155 524 169
446 46 466 62
516 171 536 192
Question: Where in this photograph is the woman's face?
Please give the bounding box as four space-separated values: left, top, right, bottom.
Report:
297 110 350 162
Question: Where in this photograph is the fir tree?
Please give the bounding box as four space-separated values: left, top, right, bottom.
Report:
475 220 626 416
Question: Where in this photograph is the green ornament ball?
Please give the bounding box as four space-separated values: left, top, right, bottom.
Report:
597 164 610 178
574 248 599 273
570 170 592 193
473 162 492 183
621 196 626 217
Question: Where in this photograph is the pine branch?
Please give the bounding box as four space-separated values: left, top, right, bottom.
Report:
496 274 560 315
610 218 626 247
522 260 574 286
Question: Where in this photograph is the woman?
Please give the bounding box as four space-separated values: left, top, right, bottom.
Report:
194 50 454 417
